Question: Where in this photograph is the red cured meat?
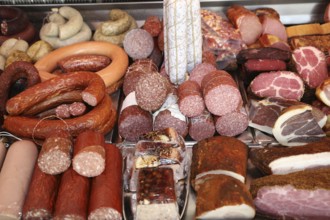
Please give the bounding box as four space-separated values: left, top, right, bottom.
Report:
292 46 328 88
189 62 217 86
259 15 287 42
244 59 286 72
250 71 304 101
178 80 205 117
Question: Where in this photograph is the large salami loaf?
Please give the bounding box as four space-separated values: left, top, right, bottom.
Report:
164 0 187 85
201 70 243 116
22 163 60 219
88 144 123 220
53 167 90 220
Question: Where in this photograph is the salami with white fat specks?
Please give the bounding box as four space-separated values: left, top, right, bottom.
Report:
189 62 217 86
153 103 188 138
201 70 243 116
135 71 170 111
215 108 249 137
189 109 215 141
178 80 205 117
118 105 153 142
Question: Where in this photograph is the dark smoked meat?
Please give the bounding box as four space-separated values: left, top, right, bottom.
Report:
236 47 291 64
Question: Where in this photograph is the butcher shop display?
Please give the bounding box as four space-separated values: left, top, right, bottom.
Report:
0 0 330 219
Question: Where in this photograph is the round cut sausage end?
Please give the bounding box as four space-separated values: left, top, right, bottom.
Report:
215 112 249 137
72 152 106 177
204 86 242 116
38 151 71 175
179 95 205 117
88 208 122 220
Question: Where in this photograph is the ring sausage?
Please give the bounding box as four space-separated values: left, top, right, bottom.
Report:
6 71 105 116
34 41 128 88
0 22 36 45
0 6 29 36
3 94 116 139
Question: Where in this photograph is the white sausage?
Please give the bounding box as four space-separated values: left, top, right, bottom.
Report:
0 140 38 219
0 39 29 58
40 23 92 49
0 55 5 71
186 0 202 72
58 6 84 40
164 0 188 85
0 141 7 171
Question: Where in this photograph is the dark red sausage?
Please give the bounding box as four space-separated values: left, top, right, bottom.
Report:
143 16 162 37
0 22 36 44
88 144 123 220
53 167 90 220
58 54 111 73
0 6 29 36
0 61 40 126
22 163 60 220
178 80 205 117
72 130 106 177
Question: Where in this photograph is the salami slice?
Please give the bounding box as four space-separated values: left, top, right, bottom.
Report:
23 163 60 219
88 144 123 220
188 110 215 141
72 130 106 177
53 167 90 220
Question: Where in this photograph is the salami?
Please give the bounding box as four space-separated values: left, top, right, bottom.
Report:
72 130 106 177
164 0 188 85
143 16 162 37
188 110 215 141
118 105 153 142
0 140 38 219
38 130 73 175
178 80 205 117
88 144 123 220
215 108 249 137
123 29 154 60
135 71 170 111
186 0 202 72
53 167 90 220
189 62 217 86
22 163 60 220
201 70 243 116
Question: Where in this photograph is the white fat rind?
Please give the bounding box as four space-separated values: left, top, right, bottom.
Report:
120 91 137 113
197 204 255 219
196 170 245 184
269 152 330 175
136 203 179 220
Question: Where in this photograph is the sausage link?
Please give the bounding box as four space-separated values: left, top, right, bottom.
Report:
58 54 111 73
6 71 105 116
0 6 29 36
3 94 116 139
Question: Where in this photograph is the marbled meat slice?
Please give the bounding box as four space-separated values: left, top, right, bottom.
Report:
250 168 330 220
250 71 304 101
272 104 326 146
292 46 328 88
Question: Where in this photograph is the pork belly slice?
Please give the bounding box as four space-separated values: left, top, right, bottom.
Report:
316 78 330 107
250 139 330 175
136 168 179 220
272 104 326 146
196 175 255 220
250 168 330 220
249 97 327 134
191 136 248 189
292 46 328 89
250 71 305 101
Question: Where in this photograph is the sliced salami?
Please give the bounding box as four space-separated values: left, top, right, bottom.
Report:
178 80 205 117
202 70 243 116
188 110 215 141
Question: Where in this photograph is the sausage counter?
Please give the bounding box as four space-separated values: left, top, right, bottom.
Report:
0 0 330 219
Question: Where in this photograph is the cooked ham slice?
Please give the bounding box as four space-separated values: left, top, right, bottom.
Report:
250 71 305 101
258 14 287 42
292 46 328 88
272 104 326 146
250 168 330 220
